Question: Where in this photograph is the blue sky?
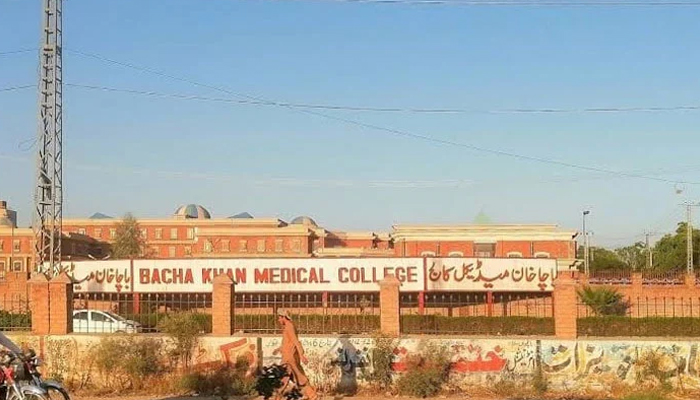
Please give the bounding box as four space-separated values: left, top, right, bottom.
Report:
1 0 700 247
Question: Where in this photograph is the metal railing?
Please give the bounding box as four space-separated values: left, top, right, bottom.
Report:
578 296 700 337
642 269 685 285
587 270 632 285
73 292 212 333
233 292 379 334
400 292 554 335
0 294 31 332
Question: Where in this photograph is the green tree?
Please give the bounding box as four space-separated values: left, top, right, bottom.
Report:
577 286 629 316
652 222 700 271
110 213 147 259
579 245 627 271
615 242 647 271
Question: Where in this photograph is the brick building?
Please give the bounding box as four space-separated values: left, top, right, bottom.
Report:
0 201 579 272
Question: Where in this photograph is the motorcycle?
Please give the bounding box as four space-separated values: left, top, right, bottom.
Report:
0 333 66 400
0 350 49 400
20 349 70 400
255 364 303 400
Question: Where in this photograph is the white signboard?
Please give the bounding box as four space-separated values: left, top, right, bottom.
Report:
66 260 133 293
425 257 558 292
63 257 558 293
131 258 424 293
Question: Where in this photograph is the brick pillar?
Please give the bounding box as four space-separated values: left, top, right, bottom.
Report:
379 275 401 336
29 274 50 335
685 273 695 288
212 274 235 336
133 293 141 314
49 273 73 335
553 272 578 339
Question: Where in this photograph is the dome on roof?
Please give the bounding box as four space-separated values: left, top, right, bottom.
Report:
229 212 254 219
89 212 113 220
174 204 211 219
473 210 492 225
290 216 318 227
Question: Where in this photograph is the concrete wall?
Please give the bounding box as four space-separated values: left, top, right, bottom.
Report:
5 333 700 392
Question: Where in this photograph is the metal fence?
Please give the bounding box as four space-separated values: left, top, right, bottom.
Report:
641 269 685 285
74 292 212 333
587 270 632 285
400 292 554 335
0 294 31 332
578 296 700 336
233 292 379 334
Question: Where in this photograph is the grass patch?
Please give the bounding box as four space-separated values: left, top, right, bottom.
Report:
401 315 554 335
578 316 700 337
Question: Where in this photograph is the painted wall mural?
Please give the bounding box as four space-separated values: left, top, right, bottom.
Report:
6 334 700 392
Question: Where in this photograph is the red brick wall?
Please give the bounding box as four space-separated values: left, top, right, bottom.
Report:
498 241 531 257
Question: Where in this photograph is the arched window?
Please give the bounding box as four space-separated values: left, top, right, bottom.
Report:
506 251 523 258
448 251 464 257
420 251 436 257
534 252 551 259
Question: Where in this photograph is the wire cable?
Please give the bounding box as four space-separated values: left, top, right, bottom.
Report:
0 85 34 93
0 49 36 56
260 0 700 6
65 83 700 115
66 48 700 186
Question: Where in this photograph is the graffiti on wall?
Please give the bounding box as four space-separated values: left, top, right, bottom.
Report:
9 334 700 391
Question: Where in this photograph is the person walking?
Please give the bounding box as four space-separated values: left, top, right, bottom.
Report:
277 310 319 400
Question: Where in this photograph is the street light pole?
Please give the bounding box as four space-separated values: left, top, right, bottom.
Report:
583 211 590 275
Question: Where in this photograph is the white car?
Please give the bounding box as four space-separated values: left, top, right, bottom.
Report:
72 309 142 334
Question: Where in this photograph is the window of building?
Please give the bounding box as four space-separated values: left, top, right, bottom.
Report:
78 228 86 235
474 243 495 258
152 246 160 257
184 246 192 256
534 252 551 259
141 228 148 239
239 240 248 253
222 240 230 252
12 261 23 272
168 246 176 258
507 251 523 258
275 239 284 253
447 251 464 257
420 251 436 257
170 228 178 240
95 228 102 238
257 239 266 253
291 239 301 253
204 240 213 253
109 229 116 240
13 240 20 253
187 228 195 240
155 228 163 240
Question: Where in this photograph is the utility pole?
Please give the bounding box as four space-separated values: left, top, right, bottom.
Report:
34 0 63 276
645 231 653 270
583 210 590 275
684 202 700 274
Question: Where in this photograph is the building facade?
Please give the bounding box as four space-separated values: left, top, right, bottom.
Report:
0 201 580 273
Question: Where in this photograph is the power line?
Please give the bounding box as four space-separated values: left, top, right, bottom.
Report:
0 49 36 56
65 48 700 186
64 83 700 115
0 85 34 93
262 0 700 6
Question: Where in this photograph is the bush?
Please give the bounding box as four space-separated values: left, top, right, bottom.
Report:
621 392 669 400
122 312 213 333
578 316 700 337
362 334 397 392
395 344 451 398
0 310 31 330
92 336 164 391
159 312 209 368
234 314 379 334
177 357 255 396
401 315 554 335
577 286 629 316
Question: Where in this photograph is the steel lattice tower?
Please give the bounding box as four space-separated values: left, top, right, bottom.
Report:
34 0 63 276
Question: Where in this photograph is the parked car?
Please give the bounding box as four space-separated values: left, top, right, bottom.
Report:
72 310 142 333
